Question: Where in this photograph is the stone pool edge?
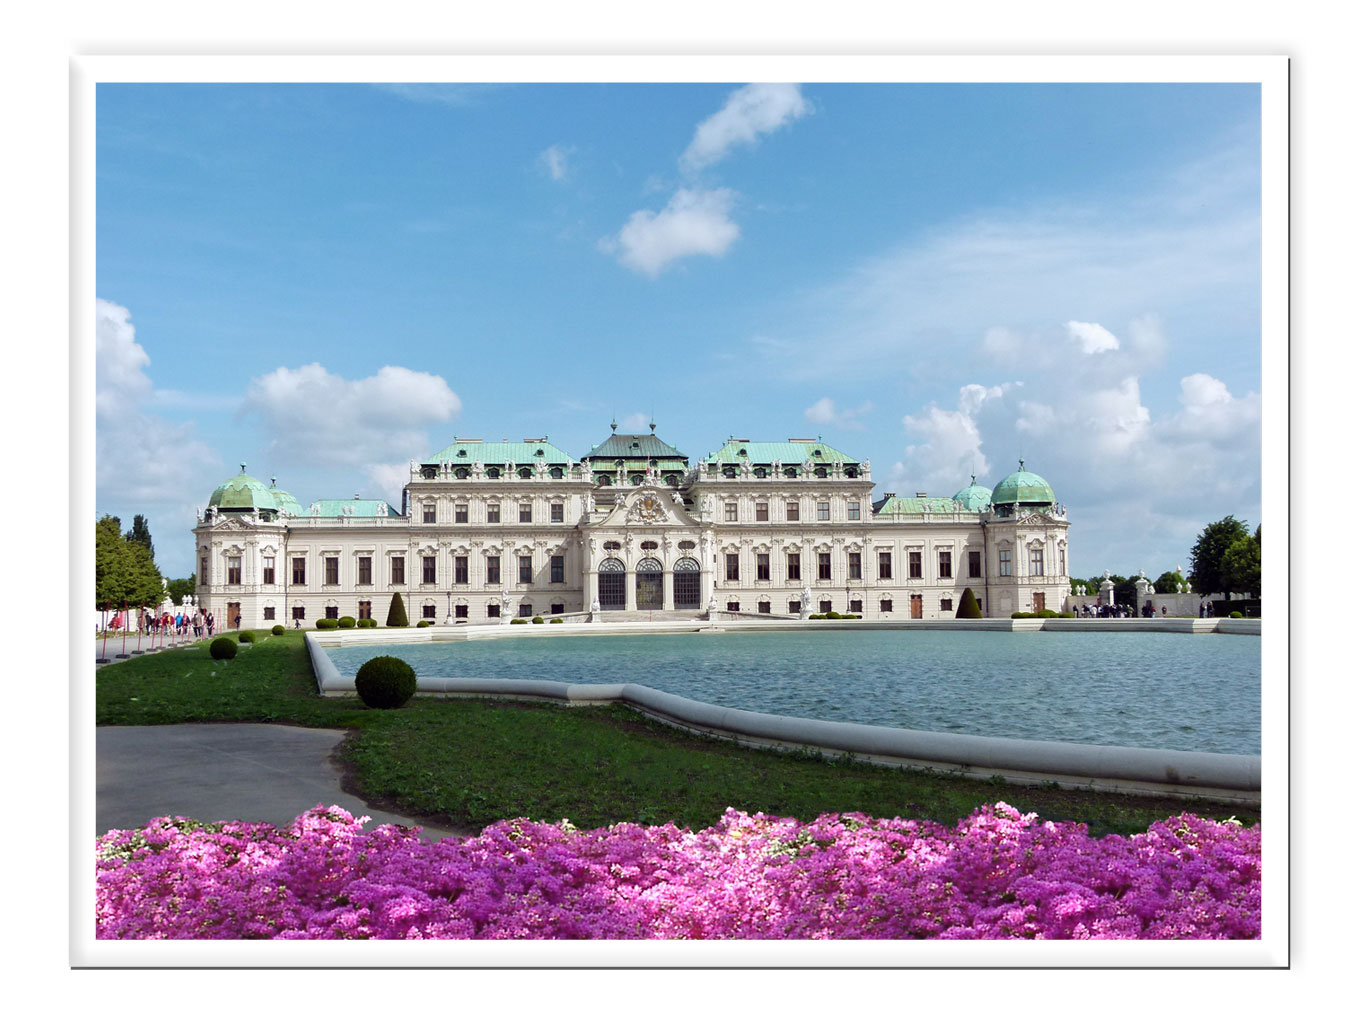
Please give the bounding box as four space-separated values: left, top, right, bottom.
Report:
305 626 1261 807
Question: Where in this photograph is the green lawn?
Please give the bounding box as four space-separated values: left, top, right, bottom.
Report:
94 630 1259 837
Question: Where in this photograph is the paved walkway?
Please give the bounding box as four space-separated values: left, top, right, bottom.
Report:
96 723 471 842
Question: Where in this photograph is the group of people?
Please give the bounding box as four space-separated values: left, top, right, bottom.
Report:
137 609 217 638
1078 603 1140 618
1199 600 1216 618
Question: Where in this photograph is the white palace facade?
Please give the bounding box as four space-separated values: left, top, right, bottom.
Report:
193 426 1071 628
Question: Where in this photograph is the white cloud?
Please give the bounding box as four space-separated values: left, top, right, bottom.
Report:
242 363 461 471
1066 320 1120 354
681 84 810 172
538 144 574 181
894 383 1011 495
96 298 153 416
602 188 740 276
618 412 651 432
804 397 874 429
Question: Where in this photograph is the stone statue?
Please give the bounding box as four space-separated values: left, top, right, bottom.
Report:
590 598 600 613
585 493 595 513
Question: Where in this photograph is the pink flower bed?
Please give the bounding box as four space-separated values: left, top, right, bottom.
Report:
96 802 1260 939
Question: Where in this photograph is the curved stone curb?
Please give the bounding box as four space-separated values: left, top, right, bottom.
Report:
305 634 1261 805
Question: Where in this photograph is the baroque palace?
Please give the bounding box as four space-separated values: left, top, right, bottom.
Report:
193 425 1071 628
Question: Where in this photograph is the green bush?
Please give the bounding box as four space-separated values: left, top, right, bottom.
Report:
354 655 418 710
956 588 983 619
1011 612 1032 619
238 630 255 644
357 618 377 628
386 592 409 628
316 618 339 629
209 637 238 660
511 618 528 624
549 618 564 624
532 616 545 624
338 616 356 629
1229 610 1243 618
417 620 432 628
1036 609 1059 618
1057 612 1075 618
271 624 285 635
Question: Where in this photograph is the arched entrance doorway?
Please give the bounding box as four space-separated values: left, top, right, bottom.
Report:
636 557 664 610
673 557 701 610
598 558 626 610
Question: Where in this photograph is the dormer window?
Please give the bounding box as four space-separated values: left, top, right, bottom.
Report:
535 448 544 457
550 466 563 479
457 449 467 457
518 467 532 479
455 467 469 479
486 466 501 479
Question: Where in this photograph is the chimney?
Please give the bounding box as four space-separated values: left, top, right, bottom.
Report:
916 491 927 498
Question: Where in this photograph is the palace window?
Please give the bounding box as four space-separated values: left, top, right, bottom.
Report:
520 504 532 523
422 604 436 620
758 600 771 614
848 552 861 580
786 553 801 581
358 557 372 585
940 596 953 612
969 551 982 578
391 556 404 585
263 556 275 585
486 466 501 479
291 605 305 620
908 551 922 579
263 606 276 620
757 553 770 580
551 603 564 615
551 503 564 524
200 556 208 584
422 556 436 584
487 504 500 523
519 556 532 583
227 556 242 585
999 550 1013 577
1059 548 1066 576
519 467 533 480
819 599 832 613
725 502 738 522
818 552 832 581
325 557 339 585
423 504 436 523
726 553 740 581
817 501 830 521
455 504 468 523
1030 549 1045 577
756 502 769 522
325 606 339 620
786 501 799 521
292 557 306 585
550 467 563 480
486 555 501 584
849 599 863 613
455 556 468 584
726 601 740 611
358 600 372 620
848 500 860 521
880 598 893 612
455 605 468 619
879 551 893 580
519 603 533 618
551 556 564 583
789 600 801 614
938 551 952 579
487 603 500 618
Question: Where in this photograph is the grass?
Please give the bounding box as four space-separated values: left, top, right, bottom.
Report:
95 630 1260 838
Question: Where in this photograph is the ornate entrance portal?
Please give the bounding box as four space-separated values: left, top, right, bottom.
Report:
636 557 664 610
598 558 625 610
673 557 700 609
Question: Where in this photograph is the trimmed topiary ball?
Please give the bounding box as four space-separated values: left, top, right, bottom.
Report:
271 624 286 635
210 637 238 660
354 656 417 709
338 616 356 629
316 618 339 629
238 631 255 644
417 619 432 627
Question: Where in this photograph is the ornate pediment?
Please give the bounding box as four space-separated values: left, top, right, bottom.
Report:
1016 512 1061 527
593 487 701 530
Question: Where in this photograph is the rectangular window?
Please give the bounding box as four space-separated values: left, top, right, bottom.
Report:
969 550 982 578
551 603 564 615
455 504 468 523
786 553 801 581
263 606 276 620
358 557 372 585
725 502 738 522
487 603 500 618
423 505 436 523
550 555 564 583
486 555 501 584
487 503 500 523
938 551 952 579
325 557 339 585
1059 548 1066 576
908 551 922 579
757 553 770 580
391 556 404 585
455 556 468 584
551 503 564 523
199 556 208 584
726 601 740 612
789 600 801 615
818 552 832 581
422 604 436 620
999 550 1013 577
227 556 242 585
422 556 436 584
758 601 771 614
786 501 799 521
1030 549 1044 577
519 555 532 584
292 557 306 585
940 597 953 612
292 605 306 620
879 551 893 580
726 553 740 581
325 606 339 620
849 599 863 613
520 503 532 523
455 605 468 619
880 598 893 613
263 556 275 585
848 500 860 521
519 603 533 618
358 600 372 620
849 552 862 580
819 599 832 614
756 502 768 522
817 501 830 521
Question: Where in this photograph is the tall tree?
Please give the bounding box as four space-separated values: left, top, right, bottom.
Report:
1189 516 1250 597
1221 534 1262 598
165 577 197 605
124 514 156 564
96 514 165 610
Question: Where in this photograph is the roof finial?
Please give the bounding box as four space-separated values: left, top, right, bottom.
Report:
240 462 247 474
270 476 276 487
610 418 617 433
1019 458 1025 471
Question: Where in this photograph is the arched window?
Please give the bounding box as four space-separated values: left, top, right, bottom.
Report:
673 557 701 610
636 557 663 609
486 466 501 479
518 466 533 479
597 558 626 610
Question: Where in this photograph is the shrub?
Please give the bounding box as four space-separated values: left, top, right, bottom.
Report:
532 616 545 624
1058 612 1075 618
1011 612 1030 619
417 620 432 628
357 618 377 628
1036 609 1059 619
549 618 564 624
338 616 356 629
354 656 417 710
315 618 339 629
238 631 255 644
511 618 528 624
209 637 238 660
956 588 983 619
1229 610 1243 618
271 624 285 635
386 592 409 628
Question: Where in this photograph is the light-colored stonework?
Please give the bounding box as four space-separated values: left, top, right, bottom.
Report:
193 428 1071 630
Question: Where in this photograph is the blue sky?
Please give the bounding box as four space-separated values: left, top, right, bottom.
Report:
95 81 1262 579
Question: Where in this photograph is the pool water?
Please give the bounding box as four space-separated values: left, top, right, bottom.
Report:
326 630 1262 754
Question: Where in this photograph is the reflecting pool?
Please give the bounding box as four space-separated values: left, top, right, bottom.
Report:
326 630 1261 754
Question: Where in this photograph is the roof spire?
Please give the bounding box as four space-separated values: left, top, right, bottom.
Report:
240 462 247 474
610 418 617 433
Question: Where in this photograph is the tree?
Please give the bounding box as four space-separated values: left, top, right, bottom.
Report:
1220 534 1261 598
124 514 156 565
166 577 196 605
1153 570 1186 594
955 587 982 619
95 515 165 610
386 591 409 627
1189 516 1249 597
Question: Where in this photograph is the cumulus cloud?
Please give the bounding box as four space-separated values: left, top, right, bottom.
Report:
601 188 740 276
1066 320 1120 354
804 397 873 429
681 84 810 172
242 363 461 472
893 383 1014 495
96 299 153 416
538 144 574 181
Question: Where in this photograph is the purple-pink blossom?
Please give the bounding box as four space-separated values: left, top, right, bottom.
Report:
96 803 1260 940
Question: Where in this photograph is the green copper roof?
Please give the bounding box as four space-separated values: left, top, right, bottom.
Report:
426 438 573 465
583 432 688 462
952 476 994 512
702 438 860 465
874 495 965 516
991 461 1056 506
304 499 402 517
268 478 305 517
208 465 280 512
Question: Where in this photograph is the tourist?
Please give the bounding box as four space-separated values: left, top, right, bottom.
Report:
1142 600 1154 618
1161 605 1168 617
206 612 215 636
